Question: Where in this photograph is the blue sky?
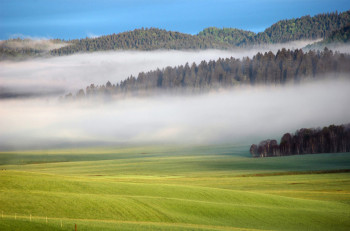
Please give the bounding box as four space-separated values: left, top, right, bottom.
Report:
0 0 349 40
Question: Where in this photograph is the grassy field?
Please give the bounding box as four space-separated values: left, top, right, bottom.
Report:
0 144 349 231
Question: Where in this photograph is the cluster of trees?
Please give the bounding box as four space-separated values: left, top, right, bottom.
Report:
0 46 42 60
305 23 350 51
65 48 350 99
199 11 350 46
250 124 350 157
325 23 350 43
258 10 350 43
51 28 230 55
51 10 350 55
197 27 257 46
2 10 349 59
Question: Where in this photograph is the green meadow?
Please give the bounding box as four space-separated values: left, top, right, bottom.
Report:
0 144 349 231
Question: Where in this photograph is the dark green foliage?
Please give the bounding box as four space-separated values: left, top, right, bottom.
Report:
250 124 350 157
259 10 350 43
53 10 350 55
2 10 349 58
197 27 256 46
68 48 350 99
309 23 350 48
198 10 350 46
51 28 231 55
326 23 350 43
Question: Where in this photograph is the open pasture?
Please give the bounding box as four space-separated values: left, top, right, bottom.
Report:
0 145 349 231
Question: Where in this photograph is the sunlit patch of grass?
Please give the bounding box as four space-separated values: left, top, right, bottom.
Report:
1 145 350 230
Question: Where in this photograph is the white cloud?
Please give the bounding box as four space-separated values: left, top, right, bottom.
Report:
0 79 349 150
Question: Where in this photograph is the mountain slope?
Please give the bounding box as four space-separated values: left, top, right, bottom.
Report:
198 10 350 46
2 10 350 58
50 28 231 55
304 24 350 51
53 10 350 55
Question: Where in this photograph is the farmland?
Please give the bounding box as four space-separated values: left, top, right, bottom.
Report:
0 144 349 231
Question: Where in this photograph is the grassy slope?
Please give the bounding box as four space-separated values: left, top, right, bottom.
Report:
0 144 349 231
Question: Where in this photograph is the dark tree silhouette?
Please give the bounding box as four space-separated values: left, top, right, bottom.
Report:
250 124 350 157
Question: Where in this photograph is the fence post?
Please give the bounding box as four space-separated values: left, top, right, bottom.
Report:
75 223 77 231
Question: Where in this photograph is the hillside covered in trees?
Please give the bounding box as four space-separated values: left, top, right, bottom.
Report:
50 28 230 55
52 10 350 55
198 10 350 46
305 23 350 51
1 10 349 59
65 48 350 99
250 124 350 157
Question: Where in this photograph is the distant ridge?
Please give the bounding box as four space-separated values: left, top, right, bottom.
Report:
51 10 350 55
198 10 350 46
1 10 349 59
50 28 231 55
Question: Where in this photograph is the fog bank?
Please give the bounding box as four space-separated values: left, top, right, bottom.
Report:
1 79 349 150
0 40 318 97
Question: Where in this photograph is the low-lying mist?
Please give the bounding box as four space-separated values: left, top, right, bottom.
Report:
0 40 319 98
1 79 349 150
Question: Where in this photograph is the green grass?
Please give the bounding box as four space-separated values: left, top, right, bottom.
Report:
0 144 349 230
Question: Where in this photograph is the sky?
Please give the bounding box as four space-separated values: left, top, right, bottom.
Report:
0 0 349 40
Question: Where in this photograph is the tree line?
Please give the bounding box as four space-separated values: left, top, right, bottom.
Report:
250 124 350 157
2 10 349 59
65 48 350 99
52 10 350 55
50 28 230 55
198 10 350 46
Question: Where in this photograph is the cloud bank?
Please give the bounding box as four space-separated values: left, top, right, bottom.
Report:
0 40 318 97
1 79 350 150
1 41 350 150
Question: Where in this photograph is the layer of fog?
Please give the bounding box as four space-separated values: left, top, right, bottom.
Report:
0 40 319 97
1 79 350 150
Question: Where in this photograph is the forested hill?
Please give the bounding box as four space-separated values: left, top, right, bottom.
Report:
50 28 231 55
325 23 350 43
198 10 350 46
65 48 350 99
52 10 350 55
303 24 350 51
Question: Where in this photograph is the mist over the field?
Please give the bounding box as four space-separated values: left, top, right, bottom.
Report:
1 78 350 150
0 40 318 98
